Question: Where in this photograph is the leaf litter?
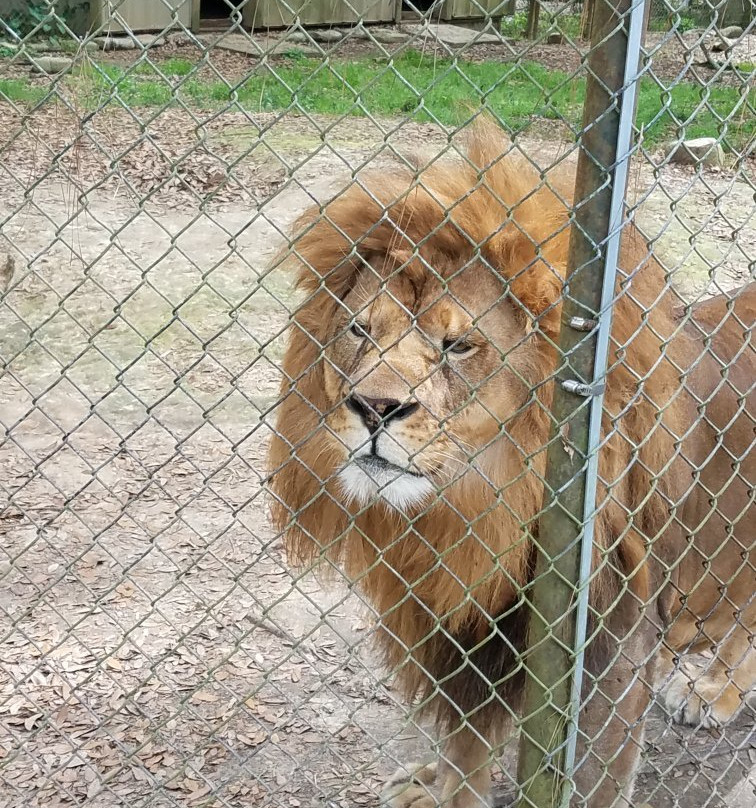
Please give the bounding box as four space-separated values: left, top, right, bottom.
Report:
0 95 754 808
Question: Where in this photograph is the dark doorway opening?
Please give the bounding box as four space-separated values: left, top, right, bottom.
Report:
402 0 440 14
201 0 232 20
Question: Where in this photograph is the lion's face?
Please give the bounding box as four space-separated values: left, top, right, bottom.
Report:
322 255 539 511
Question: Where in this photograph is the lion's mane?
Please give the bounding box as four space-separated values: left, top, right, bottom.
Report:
268 126 696 729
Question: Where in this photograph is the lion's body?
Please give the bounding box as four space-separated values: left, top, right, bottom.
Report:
269 128 754 807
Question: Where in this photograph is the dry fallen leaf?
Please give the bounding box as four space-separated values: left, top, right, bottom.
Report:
237 730 266 747
190 690 218 704
115 581 135 598
23 712 43 731
559 422 575 461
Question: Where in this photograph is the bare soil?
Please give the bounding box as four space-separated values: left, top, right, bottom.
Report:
0 100 753 808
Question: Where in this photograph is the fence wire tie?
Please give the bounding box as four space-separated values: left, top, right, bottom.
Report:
567 316 598 332
561 379 606 397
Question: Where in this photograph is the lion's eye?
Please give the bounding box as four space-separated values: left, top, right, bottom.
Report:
349 321 369 339
443 338 475 356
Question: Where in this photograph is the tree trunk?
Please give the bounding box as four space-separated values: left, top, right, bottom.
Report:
581 0 596 39
526 0 541 38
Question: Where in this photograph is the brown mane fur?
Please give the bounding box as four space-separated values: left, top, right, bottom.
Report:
268 125 700 726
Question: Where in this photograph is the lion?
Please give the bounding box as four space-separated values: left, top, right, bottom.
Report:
268 124 755 808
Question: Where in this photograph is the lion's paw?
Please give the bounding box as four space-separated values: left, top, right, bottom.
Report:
663 667 743 729
380 762 438 808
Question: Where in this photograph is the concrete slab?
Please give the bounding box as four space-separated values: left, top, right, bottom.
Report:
361 27 410 44
206 33 321 58
401 22 501 47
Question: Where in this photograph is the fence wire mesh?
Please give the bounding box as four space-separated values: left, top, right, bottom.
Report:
0 1 754 808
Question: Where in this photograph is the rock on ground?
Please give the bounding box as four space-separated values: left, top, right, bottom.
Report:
29 56 74 73
208 33 320 57
360 27 410 44
310 29 343 43
670 137 726 167
94 33 165 50
94 35 137 50
720 25 744 38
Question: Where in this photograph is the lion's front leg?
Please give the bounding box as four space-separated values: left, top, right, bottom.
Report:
567 618 658 807
663 622 756 729
382 726 494 808
438 728 493 808
381 761 439 808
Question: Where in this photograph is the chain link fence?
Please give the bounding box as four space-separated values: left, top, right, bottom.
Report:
0 1 754 807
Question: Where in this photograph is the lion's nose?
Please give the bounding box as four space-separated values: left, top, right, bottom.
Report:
346 396 419 431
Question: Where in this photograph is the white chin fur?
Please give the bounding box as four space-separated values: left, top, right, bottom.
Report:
338 463 435 511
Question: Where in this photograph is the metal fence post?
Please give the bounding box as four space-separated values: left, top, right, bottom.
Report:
516 1 647 806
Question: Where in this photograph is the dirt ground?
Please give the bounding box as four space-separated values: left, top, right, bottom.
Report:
0 95 754 808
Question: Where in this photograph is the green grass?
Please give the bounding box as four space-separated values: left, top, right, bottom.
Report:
501 11 583 40
134 57 196 77
635 80 753 147
228 52 586 129
0 50 752 151
648 12 700 33
0 77 47 104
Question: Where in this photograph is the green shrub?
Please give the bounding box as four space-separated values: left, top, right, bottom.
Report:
2 0 70 39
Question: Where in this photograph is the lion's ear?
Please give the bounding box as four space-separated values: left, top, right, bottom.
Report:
287 215 359 300
487 227 564 336
286 180 391 299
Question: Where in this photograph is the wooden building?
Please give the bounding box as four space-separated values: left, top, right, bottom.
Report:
88 0 505 33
